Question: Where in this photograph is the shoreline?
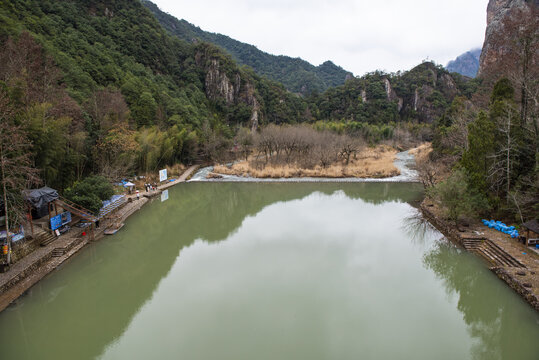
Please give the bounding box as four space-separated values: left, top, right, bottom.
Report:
3 163 536 315
420 199 539 312
0 165 198 313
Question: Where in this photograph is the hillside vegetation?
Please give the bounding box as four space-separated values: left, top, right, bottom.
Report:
142 0 353 95
0 0 310 189
2 0 534 225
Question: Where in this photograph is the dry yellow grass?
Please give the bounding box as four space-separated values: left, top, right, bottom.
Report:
212 145 400 179
408 143 432 164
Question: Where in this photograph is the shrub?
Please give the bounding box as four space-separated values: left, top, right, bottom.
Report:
428 168 488 225
64 176 114 214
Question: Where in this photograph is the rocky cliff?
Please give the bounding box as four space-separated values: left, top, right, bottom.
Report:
478 0 538 80
195 43 262 130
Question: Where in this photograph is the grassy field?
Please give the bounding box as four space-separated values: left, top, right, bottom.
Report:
212 145 401 179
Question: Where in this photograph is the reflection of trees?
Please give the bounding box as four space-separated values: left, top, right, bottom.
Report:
401 209 440 247
423 239 539 360
0 182 426 359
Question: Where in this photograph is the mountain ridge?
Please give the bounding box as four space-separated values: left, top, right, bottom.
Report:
141 0 353 95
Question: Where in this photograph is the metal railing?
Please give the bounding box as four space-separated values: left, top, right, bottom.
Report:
55 197 97 222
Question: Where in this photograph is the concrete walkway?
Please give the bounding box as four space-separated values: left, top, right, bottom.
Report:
0 166 198 312
158 165 199 190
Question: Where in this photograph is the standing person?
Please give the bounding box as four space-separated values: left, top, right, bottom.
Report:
136 190 140 200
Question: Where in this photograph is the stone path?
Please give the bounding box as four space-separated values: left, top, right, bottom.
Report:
421 199 539 311
0 166 197 312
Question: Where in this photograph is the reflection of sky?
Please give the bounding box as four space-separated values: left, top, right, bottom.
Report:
101 191 473 360
2 184 537 360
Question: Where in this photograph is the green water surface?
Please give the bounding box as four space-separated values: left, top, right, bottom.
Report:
0 182 537 360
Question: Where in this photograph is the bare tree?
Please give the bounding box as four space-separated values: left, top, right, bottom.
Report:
441 98 476 156
0 90 40 266
416 159 438 188
316 132 340 168
338 135 364 164
234 127 253 161
85 89 131 135
200 120 231 162
488 103 520 198
0 32 62 105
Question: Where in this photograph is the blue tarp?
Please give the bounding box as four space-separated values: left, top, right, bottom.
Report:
101 195 125 208
482 219 519 238
0 226 25 242
50 212 72 231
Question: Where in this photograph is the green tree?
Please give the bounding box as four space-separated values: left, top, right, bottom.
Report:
64 176 114 214
133 92 157 127
461 111 495 193
428 169 486 226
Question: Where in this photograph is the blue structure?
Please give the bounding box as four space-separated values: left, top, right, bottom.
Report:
50 212 72 231
482 219 519 238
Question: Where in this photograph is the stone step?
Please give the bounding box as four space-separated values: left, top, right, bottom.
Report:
39 233 56 247
485 241 524 268
467 239 526 268
51 248 66 257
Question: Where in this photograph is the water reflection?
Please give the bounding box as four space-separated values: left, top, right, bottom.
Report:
423 239 539 359
0 183 537 360
401 209 441 247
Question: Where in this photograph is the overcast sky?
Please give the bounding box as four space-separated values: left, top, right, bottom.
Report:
151 0 489 76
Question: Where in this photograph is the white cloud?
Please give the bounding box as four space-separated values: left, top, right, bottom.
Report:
151 0 489 75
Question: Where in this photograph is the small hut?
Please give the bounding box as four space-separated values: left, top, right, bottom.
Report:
23 187 59 219
522 219 539 247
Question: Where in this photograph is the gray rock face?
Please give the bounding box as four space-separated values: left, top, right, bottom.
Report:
197 51 261 128
478 0 538 79
383 78 403 112
204 59 238 104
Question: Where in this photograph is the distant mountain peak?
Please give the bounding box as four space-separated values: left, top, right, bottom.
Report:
446 48 481 78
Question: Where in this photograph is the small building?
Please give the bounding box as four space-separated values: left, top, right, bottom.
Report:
522 219 539 247
23 187 59 219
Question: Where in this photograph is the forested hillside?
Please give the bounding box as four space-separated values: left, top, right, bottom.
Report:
305 62 478 142
422 0 538 222
0 0 310 190
2 0 534 224
142 0 353 95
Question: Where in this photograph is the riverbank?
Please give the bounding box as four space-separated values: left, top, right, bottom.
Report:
421 198 539 312
0 165 198 313
212 145 400 179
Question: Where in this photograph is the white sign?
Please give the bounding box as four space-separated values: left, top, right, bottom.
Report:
159 169 167 182
161 189 169 202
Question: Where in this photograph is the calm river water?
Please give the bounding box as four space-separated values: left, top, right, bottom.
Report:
0 182 538 359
